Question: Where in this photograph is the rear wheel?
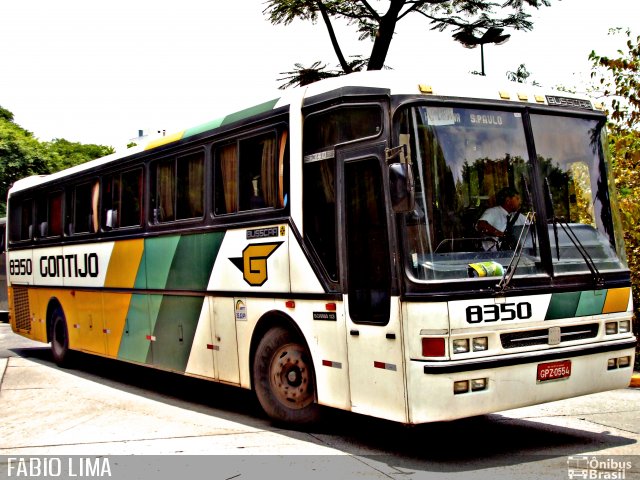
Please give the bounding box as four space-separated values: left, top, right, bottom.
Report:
51 308 72 367
253 326 320 425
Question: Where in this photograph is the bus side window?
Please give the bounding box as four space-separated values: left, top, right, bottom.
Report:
71 181 99 234
8 199 33 242
102 169 143 230
151 158 175 223
214 129 285 215
214 143 238 215
102 173 120 229
176 151 204 219
151 152 204 224
120 168 143 227
239 132 277 212
35 191 63 238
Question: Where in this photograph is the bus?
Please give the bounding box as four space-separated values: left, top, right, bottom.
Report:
0 217 8 322
6 70 636 425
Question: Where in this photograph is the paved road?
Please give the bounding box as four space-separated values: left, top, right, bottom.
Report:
0 322 638 479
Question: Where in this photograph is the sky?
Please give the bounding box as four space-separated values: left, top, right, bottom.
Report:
1 0 638 150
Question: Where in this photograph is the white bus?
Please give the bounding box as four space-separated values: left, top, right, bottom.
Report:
6 71 636 425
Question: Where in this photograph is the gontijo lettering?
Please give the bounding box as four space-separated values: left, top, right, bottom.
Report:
39 253 99 278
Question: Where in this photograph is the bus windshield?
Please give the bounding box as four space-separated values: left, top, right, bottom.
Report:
396 105 627 283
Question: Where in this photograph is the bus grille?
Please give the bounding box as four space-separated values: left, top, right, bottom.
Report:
12 286 31 333
500 323 599 349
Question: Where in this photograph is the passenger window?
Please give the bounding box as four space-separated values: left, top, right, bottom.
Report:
102 168 143 229
71 181 99 234
151 151 204 223
9 199 33 242
214 130 285 215
215 143 238 214
177 152 204 219
36 191 63 238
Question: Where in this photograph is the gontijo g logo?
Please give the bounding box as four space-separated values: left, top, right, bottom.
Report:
230 242 283 287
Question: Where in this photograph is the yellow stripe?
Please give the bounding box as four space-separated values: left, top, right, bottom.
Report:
105 239 144 288
602 287 631 313
144 130 185 150
103 293 132 357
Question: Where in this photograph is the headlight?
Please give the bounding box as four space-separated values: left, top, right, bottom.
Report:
452 339 470 354
472 337 488 351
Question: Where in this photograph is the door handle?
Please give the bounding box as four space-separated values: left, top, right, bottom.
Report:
350 329 359 336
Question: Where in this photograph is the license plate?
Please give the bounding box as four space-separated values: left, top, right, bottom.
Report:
537 360 571 382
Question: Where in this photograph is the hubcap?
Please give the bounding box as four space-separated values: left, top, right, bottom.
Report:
269 343 313 409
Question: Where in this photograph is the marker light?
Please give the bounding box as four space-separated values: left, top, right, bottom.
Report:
453 380 469 394
422 338 446 357
472 337 488 352
618 356 631 368
471 378 487 391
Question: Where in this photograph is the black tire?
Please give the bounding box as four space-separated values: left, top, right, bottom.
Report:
253 326 320 426
51 308 72 367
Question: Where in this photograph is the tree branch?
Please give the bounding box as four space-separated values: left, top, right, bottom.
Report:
356 0 382 21
317 0 353 73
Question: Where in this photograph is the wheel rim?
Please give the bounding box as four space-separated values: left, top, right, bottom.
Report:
269 343 314 409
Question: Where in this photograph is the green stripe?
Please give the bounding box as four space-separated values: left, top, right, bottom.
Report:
120 231 225 369
183 117 224 139
545 292 581 320
118 294 154 363
148 295 204 372
144 236 181 289
575 290 607 317
221 98 280 126
165 232 224 290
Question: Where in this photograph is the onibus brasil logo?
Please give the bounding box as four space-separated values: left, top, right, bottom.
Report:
230 242 283 286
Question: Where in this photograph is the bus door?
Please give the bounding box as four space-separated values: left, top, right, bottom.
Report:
338 144 408 423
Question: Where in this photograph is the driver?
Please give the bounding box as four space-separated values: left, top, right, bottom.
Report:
476 187 527 250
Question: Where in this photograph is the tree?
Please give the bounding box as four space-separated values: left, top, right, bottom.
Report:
265 0 553 86
589 29 640 130
0 115 52 214
46 138 114 171
589 30 640 343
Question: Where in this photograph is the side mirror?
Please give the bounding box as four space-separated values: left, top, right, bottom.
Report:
389 162 415 213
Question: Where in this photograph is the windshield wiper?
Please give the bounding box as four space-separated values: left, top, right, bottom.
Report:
544 177 603 286
496 211 535 293
557 219 604 287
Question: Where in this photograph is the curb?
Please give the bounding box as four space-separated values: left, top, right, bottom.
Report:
631 372 640 388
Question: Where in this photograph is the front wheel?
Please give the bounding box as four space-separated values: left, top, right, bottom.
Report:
51 308 72 367
253 327 320 426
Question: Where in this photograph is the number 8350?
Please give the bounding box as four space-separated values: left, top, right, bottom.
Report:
465 302 532 323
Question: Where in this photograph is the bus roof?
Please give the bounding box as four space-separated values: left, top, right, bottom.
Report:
9 70 600 195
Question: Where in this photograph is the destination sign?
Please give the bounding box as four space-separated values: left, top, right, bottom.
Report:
426 107 520 129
